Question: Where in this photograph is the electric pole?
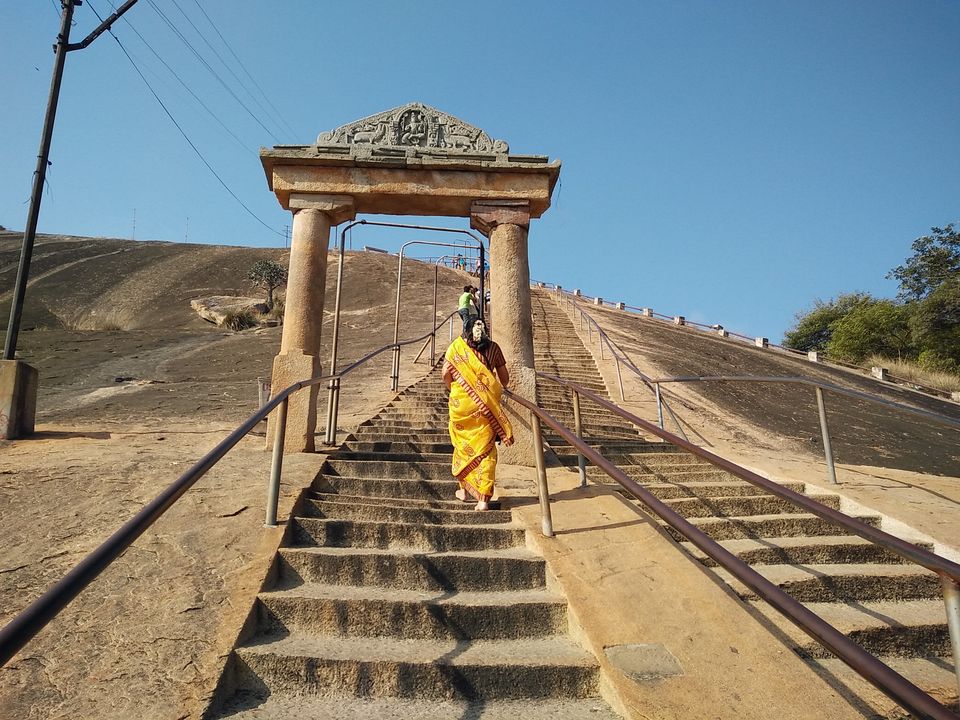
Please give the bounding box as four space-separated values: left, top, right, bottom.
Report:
3 0 139 361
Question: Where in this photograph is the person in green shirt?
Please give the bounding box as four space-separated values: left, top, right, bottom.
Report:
458 284 478 332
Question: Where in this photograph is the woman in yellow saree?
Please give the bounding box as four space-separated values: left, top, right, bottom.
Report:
442 318 513 511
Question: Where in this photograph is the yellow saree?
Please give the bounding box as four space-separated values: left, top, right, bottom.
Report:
445 336 513 501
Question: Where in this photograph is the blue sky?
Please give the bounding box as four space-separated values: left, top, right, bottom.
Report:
2 1 958 341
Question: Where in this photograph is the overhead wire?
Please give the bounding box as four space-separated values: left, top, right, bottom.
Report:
145 0 281 144
84 1 284 238
111 9 256 156
189 0 299 140
168 0 293 142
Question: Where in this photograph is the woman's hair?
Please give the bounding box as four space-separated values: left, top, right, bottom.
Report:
463 285 472 292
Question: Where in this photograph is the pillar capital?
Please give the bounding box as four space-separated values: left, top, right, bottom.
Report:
469 200 530 236
289 193 356 225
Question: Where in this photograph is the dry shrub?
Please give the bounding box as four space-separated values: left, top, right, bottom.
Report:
865 354 960 393
223 309 257 331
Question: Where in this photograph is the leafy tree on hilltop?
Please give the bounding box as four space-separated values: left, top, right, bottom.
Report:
909 277 960 369
783 293 874 352
887 224 960 301
247 260 287 310
826 299 913 363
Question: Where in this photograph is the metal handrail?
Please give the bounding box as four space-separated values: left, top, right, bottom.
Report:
560 287 955 399
0 315 456 668
559 290 960 484
507 377 960 720
556 289 690 440
647 375 960 431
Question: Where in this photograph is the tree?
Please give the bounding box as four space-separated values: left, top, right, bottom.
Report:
887 224 960 301
783 293 874 352
909 276 960 365
247 260 287 310
826 299 913 363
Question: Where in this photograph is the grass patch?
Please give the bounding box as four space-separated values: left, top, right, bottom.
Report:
223 309 257 331
865 355 960 393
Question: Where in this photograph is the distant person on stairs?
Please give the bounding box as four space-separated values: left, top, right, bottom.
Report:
442 318 514 511
457 284 478 332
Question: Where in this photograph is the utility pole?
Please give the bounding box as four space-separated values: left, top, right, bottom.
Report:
3 0 139 361
1 0 139 441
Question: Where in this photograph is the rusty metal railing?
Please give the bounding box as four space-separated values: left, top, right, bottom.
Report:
0 314 456 668
555 288 960 486
509 374 960 720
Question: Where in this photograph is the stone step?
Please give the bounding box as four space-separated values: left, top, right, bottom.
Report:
292 517 521 552
211 694 620 719
344 440 454 454
359 419 448 430
802 657 958 709
303 497 513 527
349 431 451 444
661 493 841 519
376 409 449 420
748 599 951 659
550 441 680 455
593 468 735 485
232 635 600 701
661 512 882 542
329 451 453 464
322 458 453 480
680 535 930 566
314 475 461 502
712 563 942 603
278 546 547 592
632 480 807 500
254 584 567 640
573 452 710 468
308 491 480 511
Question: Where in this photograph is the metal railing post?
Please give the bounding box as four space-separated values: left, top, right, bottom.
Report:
530 413 554 538
599 333 605 359
391 345 400 392
265 397 288 527
815 386 838 485
615 356 625 401
943 577 960 698
572 390 587 487
326 377 341 446
655 382 664 429
449 315 454 342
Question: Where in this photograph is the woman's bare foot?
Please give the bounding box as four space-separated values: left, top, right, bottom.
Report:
455 488 467 502
475 501 489 512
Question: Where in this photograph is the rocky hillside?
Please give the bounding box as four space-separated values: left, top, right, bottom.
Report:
0 232 471 427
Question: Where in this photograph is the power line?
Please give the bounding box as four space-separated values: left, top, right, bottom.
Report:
92 1 255 156
100 22 284 238
189 0 299 140
168 0 291 142
145 0 280 144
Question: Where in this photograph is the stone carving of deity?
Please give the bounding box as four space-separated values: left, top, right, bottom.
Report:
398 109 427 146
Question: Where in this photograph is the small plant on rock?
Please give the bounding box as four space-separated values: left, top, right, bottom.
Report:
247 260 288 310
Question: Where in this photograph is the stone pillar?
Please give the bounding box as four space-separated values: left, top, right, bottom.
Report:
268 195 354 453
471 200 535 466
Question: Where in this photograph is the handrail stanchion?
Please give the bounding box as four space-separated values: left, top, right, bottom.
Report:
599 331 605 360
572 390 587 487
391 345 400 392
449 315 454 342
815 387 838 485
943 577 960 698
655 382 664 429
327 376 341 446
265 397 288 527
530 412 554 538
615 355 625 401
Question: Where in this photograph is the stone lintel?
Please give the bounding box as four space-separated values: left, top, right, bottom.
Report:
288 193 356 225
264 157 560 218
470 200 531 236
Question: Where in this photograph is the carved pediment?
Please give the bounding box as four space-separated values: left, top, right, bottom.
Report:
316 103 509 155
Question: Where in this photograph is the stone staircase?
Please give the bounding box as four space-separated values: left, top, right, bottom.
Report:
206 365 620 718
531 288 957 708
